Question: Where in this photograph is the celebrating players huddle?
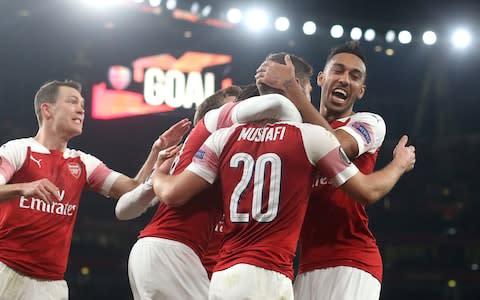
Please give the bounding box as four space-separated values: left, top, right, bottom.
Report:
0 41 415 300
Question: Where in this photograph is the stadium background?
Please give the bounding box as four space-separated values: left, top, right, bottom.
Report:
1 0 479 298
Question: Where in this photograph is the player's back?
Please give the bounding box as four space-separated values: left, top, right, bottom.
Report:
214 122 316 279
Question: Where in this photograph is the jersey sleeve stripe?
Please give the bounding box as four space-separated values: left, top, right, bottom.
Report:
330 164 359 187
0 156 15 184
315 146 358 181
87 163 119 194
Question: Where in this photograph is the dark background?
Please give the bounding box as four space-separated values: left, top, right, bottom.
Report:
1 0 479 299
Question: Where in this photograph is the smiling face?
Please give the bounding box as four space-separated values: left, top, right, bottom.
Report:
43 86 85 139
318 52 366 120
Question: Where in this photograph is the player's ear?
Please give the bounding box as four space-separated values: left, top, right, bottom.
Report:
357 84 366 100
41 102 53 120
317 71 325 88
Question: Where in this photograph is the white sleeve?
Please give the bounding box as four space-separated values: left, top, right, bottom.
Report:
186 126 235 184
0 140 28 185
231 94 302 124
115 177 158 220
300 123 359 187
336 112 386 156
203 107 223 133
202 94 302 133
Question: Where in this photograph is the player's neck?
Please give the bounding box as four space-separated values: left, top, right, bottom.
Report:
320 105 355 123
34 127 69 152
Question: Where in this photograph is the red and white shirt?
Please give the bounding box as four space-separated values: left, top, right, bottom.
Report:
0 138 120 280
187 122 359 279
139 95 302 264
298 112 386 282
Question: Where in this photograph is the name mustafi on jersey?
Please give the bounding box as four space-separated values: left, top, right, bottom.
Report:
19 190 77 216
238 126 286 143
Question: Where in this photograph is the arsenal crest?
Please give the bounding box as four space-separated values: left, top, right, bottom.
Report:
68 163 82 179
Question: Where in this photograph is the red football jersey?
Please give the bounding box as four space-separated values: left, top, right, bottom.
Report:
298 112 386 281
140 94 303 272
188 122 359 279
138 102 238 258
201 214 225 278
199 94 303 276
0 138 119 280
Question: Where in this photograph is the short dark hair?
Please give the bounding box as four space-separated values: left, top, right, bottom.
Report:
34 80 82 125
326 40 366 66
193 85 242 125
236 83 260 102
257 52 313 96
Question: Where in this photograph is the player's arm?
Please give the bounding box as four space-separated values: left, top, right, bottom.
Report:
115 146 179 220
152 126 229 207
132 118 191 182
255 55 332 131
0 142 60 204
232 94 302 123
107 119 191 199
340 135 415 205
0 179 60 204
114 181 158 220
306 126 414 205
151 169 210 207
333 129 359 159
257 59 381 160
202 93 302 134
334 113 386 160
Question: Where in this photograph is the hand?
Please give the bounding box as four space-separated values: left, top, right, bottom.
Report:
255 55 296 91
393 135 416 173
153 118 191 152
157 156 177 174
153 144 182 170
21 179 60 204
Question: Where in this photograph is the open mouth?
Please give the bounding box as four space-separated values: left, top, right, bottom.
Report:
332 88 348 101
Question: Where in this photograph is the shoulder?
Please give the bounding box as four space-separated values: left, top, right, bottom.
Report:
350 112 385 128
1 137 33 148
282 122 337 146
284 122 332 136
210 124 239 140
0 137 38 156
343 112 386 152
64 148 103 165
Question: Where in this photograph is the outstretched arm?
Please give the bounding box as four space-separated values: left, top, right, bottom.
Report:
115 181 158 220
107 119 191 200
115 145 180 220
202 93 302 134
340 135 416 205
133 118 191 182
232 94 302 123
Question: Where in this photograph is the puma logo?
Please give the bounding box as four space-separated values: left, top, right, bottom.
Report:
30 155 42 168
